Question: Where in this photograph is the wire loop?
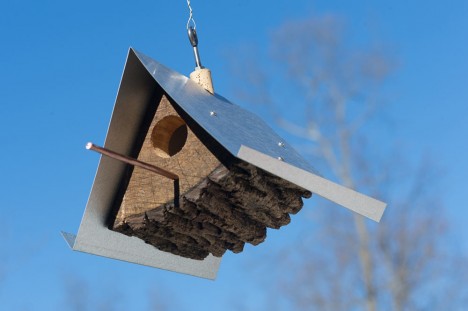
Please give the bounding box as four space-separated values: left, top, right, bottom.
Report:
186 0 196 29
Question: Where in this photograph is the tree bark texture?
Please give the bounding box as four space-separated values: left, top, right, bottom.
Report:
112 162 311 260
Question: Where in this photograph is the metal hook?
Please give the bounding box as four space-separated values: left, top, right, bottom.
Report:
187 26 198 47
188 26 203 69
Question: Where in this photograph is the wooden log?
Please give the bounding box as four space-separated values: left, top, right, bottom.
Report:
115 219 210 260
112 159 310 260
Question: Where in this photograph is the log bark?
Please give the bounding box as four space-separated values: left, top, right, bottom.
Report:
112 162 311 260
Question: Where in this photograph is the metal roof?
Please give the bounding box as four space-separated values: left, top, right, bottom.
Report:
134 49 318 174
134 48 386 222
63 48 386 280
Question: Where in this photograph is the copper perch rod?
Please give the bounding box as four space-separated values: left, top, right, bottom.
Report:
86 142 179 181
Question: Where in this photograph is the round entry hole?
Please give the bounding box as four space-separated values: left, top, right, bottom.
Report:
151 115 188 158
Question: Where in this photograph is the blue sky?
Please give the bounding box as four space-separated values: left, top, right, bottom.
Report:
1 0 467 310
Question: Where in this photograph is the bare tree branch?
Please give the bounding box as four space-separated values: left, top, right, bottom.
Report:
228 13 466 311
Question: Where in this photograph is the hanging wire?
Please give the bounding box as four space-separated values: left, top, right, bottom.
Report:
186 0 196 29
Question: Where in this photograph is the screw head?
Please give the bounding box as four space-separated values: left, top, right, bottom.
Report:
278 142 285 148
277 156 284 161
210 111 217 117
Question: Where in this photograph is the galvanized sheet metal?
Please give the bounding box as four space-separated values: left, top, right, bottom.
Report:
64 48 386 280
133 49 318 174
134 48 385 221
237 146 386 222
64 48 221 280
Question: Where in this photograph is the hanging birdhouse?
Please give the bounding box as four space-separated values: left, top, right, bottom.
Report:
62 48 386 280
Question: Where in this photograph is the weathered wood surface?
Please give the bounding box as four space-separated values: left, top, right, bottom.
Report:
116 95 221 223
113 162 311 260
111 94 311 260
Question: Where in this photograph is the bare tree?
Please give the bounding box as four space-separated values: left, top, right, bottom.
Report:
62 274 125 311
147 286 171 311
61 273 170 311
228 14 467 311
63 275 90 311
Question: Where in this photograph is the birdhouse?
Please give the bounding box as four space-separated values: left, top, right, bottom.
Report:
63 48 386 279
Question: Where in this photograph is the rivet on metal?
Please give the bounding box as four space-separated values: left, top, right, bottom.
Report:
278 142 285 148
277 156 284 161
210 111 217 116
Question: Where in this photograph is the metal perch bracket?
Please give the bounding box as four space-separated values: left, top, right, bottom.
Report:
85 142 180 206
